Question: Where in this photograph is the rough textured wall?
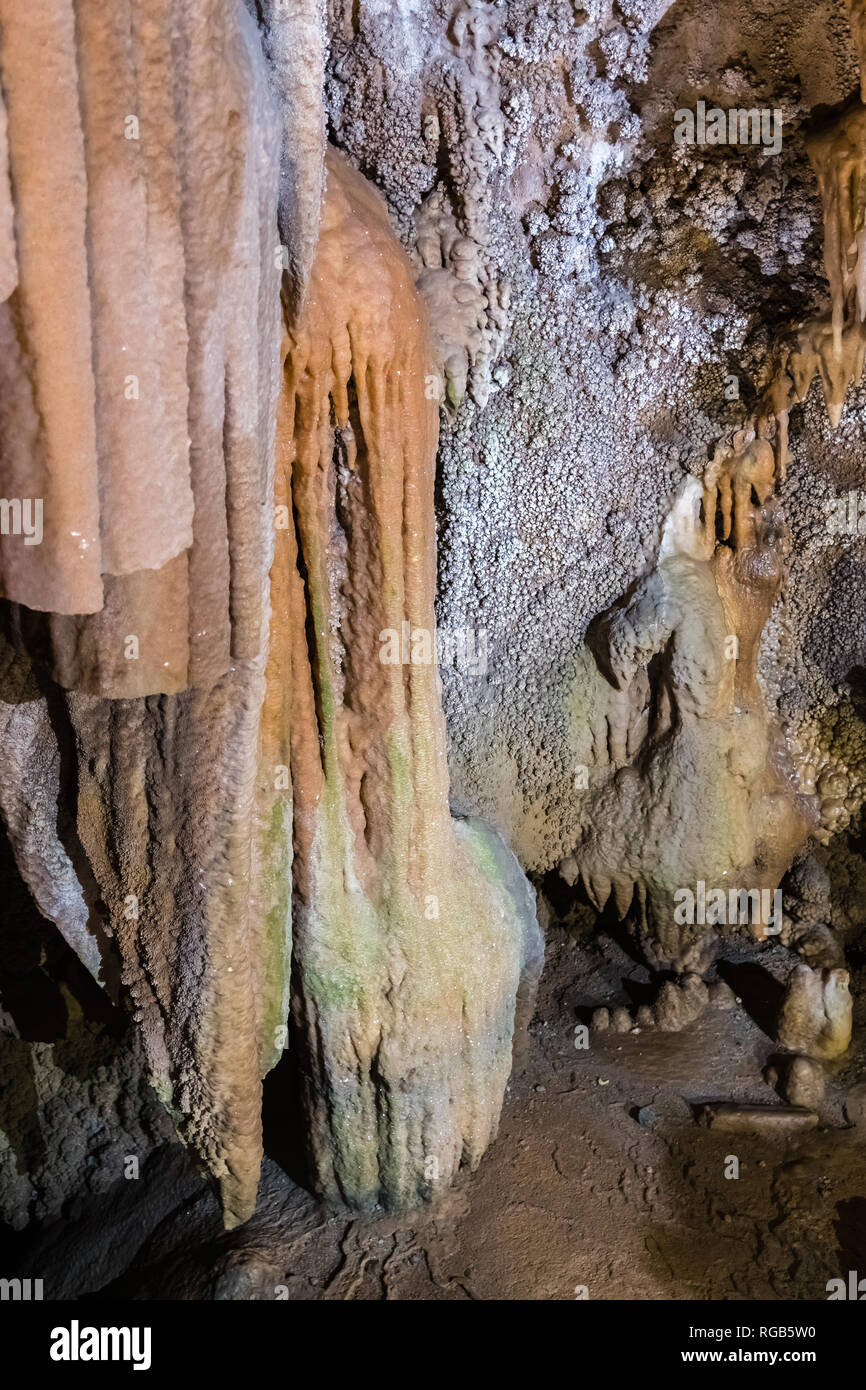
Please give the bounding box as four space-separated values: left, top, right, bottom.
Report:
322 0 866 950
0 833 178 1233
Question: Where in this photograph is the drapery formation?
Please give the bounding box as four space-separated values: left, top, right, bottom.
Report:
0 0 288 1227
0 0 280 698
0 3 538 1226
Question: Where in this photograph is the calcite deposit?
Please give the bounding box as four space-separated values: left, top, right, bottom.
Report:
0 0 284 701
1 0 866 1300
277 149 541 1207
0 0 540 1229
559 13 866 1057
560 443 811 984
0 0 285 1229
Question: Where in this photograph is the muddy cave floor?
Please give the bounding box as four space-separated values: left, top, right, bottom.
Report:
11 912 866 1301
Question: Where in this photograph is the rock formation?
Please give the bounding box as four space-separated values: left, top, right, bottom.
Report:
558 0 866 1059
0 2 540 1229
759 54 866 435
1 0 866 1278
0 0 287 1229
256 0 327 315
561 441 811 986
777 963 853 1061
277 148 541 1208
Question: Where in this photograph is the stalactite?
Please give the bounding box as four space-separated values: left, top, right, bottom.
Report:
276 148 542 1208
760 82 866 435
807 101 866 356
257 0 327 318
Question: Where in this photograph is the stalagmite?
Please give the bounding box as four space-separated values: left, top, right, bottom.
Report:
777 964 853 1061
277 149 542 1208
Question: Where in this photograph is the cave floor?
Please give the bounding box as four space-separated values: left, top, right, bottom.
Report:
16 922 866 1301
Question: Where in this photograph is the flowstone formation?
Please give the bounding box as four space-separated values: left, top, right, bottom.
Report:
0 0 288 1229
561 440 811 988
0 3 539 1231
561 436 853 1062
276 149 542 1209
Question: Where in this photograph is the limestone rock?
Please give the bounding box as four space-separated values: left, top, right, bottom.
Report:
277 149 542 1208
778 1056 827 1110
777 965 853 1062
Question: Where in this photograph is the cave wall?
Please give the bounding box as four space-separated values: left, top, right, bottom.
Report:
322 0 866 946
3 0 866 1240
